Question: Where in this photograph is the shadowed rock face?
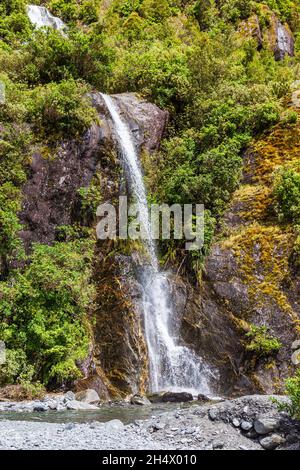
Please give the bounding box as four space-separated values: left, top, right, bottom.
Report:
19 93 168 251
19 124 105 249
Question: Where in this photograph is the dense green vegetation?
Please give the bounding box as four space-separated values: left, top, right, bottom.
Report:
0 241 95 387
273 165 300 223
283 369 300 418
245 325 282 357
0 0 299 389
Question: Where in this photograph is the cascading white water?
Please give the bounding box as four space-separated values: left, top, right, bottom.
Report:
27 5 67 32
102 94 214 395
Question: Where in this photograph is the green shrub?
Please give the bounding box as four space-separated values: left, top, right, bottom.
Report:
285 369 300 418
48 0 98 24
28 80 97 137
276 369 300 419
0 0 32 44
0 183 24 276
245 325 282 357
0 240 95 386
19 28 111 87
273 166 300 223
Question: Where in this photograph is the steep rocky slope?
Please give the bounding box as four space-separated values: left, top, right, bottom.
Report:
181 84 300 396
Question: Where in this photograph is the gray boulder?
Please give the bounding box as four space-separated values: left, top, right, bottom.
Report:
232 418 240 428
130 394 151 406
291 349 300 366
103 419 124 432
148 391 194 403
292 339 300 350
259 434 285 450
241 421 253 432
63 391 76 402
66 400 98 411
75 389 100 404
33 403 48 412
254 417 280 435
197 394 210 403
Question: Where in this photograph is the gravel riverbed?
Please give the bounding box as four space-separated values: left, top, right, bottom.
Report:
0 395 299 450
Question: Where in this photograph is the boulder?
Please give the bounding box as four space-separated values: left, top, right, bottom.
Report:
241 421 253 432
63 391 76 402
254 417 280 435
197 394 210 403
148 391 194 403
208 409 217 421
292 339 300 350
232 418 240 428
103 419 124 432
130 394 151 406
75 389 100 404
33 403 48 412
66 400 99 411
259 434 285 450
291 349 300 366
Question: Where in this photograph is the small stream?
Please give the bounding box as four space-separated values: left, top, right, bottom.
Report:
0 402 195 425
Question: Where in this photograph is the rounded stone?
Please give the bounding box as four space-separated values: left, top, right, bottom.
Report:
291 349 300 366
291 339 300 350
254 417 280 435
232 418 240 428
241 421 253 432
75 389 100 404
259 434 285 450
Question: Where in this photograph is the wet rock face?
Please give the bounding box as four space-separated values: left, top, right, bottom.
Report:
91 92 169 153
238 11 294 61
93 254 149 397
17 92 168 398
19 124 106 249
274 20 295 60
19 93 168 250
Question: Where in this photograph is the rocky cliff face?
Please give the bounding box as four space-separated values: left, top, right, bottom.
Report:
182 85 300 396
16 86 300 399
18 92 168 398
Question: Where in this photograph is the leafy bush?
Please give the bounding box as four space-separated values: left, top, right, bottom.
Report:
0 183 24 277
0 0 32 44
0 349 34 386
276 369 300 419
0 240 95 386
28 80 97 137
273 166 300 223
245 325 282 357
19 28 112 87
48 0 99 24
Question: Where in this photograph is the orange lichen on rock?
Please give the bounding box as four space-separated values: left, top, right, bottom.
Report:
245 113 300 185
223 223 296 316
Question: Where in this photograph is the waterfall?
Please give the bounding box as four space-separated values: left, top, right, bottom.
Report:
27 5 67 32
101 94 214 395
